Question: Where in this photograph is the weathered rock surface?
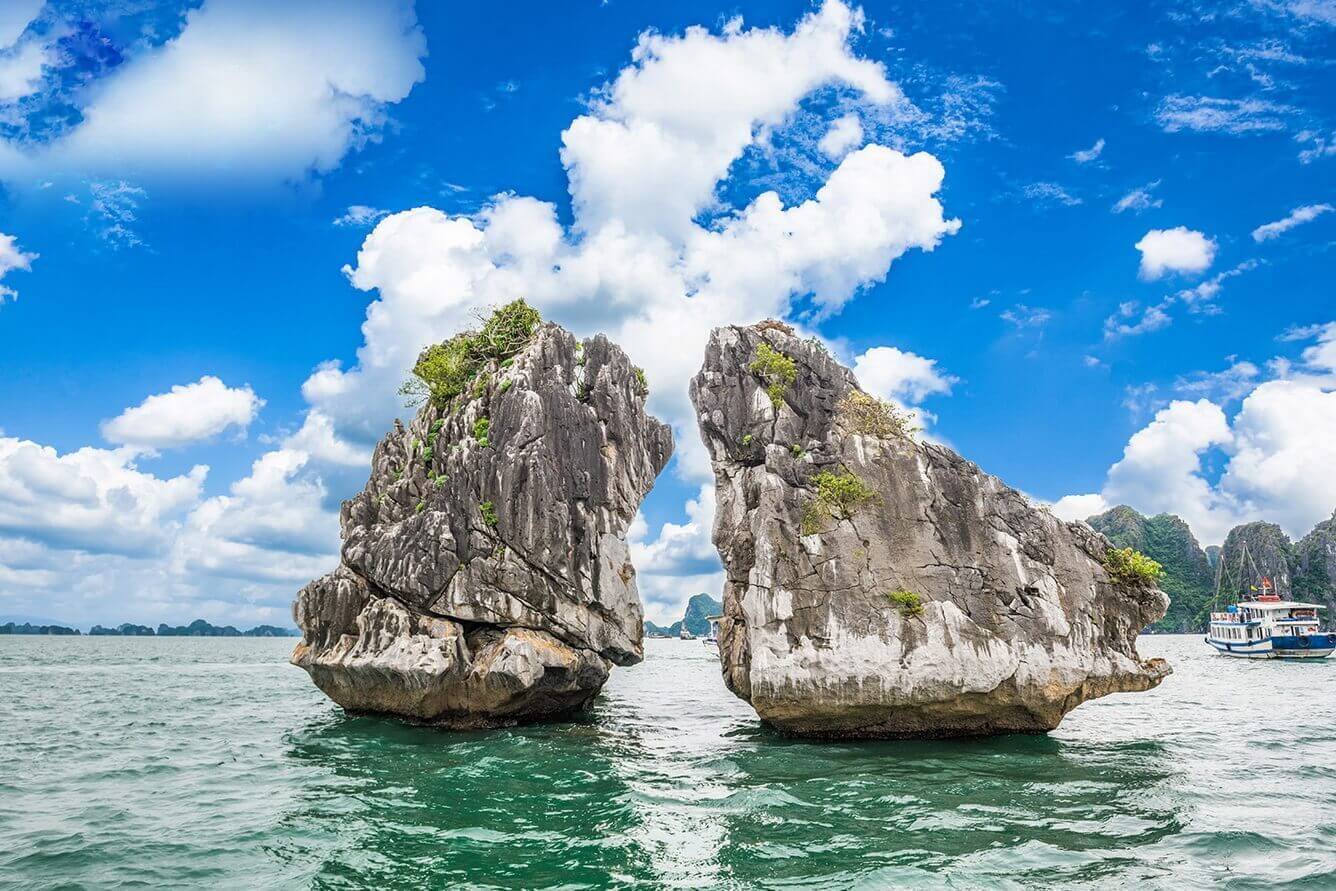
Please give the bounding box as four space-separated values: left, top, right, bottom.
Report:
1295 512 1336 610
1221 521 1295 599
1088 506 1215 633
690 323 1169 739
293 323 673 727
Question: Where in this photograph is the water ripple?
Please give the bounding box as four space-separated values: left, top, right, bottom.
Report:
2 636 1333 888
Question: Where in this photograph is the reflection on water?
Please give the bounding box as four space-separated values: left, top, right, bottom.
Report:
3 635 1335 888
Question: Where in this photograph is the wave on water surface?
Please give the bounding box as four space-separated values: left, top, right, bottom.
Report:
1 636 1333 888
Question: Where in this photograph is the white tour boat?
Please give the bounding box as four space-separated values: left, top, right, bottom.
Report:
1205 544 1335 660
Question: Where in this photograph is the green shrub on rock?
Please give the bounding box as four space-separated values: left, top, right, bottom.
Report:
838 391 918 439
399 299 542 408
400 336 477 408
800 500 826 535
748 343 797 410
887 588 924 617
1103 547 1164 587
475 299 541 358
799 469 877 534
811 470 876 519
473 417 490 447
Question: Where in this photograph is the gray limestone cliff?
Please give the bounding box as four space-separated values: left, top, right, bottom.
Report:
1221 522 1294 598
690 322 1169 739
292 317 673 728
1295 512 1336 610
1088 506 1214 632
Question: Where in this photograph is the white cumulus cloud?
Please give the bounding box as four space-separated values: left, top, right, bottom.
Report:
301 1 959 487
0 35 53 102
1135 226 1217 279
0 438 207 556
852 345 956 404
101 376 264 450
1051 323 1336 544
0 0 427 185
295 1 959 627
174 448 339 585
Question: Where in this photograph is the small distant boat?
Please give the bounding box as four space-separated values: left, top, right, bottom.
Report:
678 627 695 640
1205 543 1335 660
702 614 722 646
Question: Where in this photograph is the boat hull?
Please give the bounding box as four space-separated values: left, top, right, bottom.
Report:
1271 633 1336 660
1205 634 1336 659
1205 637 1273 658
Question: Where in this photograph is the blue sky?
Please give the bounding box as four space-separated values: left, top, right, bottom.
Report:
0 0 1333 628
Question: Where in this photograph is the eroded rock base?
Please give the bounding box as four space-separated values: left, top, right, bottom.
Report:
293 567 611 728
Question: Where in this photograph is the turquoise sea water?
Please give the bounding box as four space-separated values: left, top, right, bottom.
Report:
2 635 1334 889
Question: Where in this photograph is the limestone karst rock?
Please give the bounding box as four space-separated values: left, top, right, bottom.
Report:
690 322 1170 739
1295 512 1336 611
1088 506 1214 633
1221 522 1294 598
292 307 673 728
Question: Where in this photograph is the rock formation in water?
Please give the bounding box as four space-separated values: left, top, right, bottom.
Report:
157 620 243 637
1220 522 1294 598
292 303 673 728
89 623 156 636
1090 509 1336 624
690 321 1169 739
1088 506 1214 633
644 593 723 638
0 622 80 635
1295 512 1336 608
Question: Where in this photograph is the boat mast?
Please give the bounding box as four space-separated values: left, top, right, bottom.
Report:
1211 546 1226 611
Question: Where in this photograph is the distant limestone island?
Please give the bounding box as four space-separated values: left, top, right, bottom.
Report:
0 619 298 637
1087 505 1336 633
644 593 722 638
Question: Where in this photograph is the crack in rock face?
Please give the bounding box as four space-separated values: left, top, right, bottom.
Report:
690 322 1170 739
292 322 673 728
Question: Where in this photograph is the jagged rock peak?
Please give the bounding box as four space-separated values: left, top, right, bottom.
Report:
1221 521 1294 598
690 322 1169 739
293 306 673 728
1295 513 1336 607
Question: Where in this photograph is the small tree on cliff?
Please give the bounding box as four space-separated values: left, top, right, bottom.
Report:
400 300 542 408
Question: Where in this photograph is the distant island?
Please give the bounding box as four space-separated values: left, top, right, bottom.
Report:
1088 505 1336 633
645 593 723 638
0 619 299 637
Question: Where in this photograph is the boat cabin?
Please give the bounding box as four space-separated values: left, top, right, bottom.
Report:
1212 600 1324 635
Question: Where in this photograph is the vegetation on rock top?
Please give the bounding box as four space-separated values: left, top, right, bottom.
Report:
1103 546 1165 587
400 299 542 408
838 391 918 440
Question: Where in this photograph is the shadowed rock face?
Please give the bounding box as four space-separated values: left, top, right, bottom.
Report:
293 323 673 728
690 323 1169 739
1295 512 1336 610
1221 522 1294 598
